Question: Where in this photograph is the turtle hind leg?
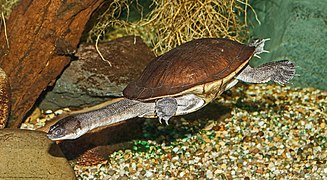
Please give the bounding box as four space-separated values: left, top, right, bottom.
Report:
155 97 178 125
236 60 296 85
175 94 205 115
269 60 296 85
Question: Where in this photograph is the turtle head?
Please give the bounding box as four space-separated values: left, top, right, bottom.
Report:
47 116 85 141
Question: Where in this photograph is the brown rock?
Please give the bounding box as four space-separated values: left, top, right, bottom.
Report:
39 36 155 110
0 0 105 127
0 129 76 179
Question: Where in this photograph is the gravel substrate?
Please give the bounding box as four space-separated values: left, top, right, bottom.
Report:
21 83 326 179
69 83 327 179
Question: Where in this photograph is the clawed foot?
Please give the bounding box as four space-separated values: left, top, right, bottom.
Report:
158 117 169 125
155 97 177 125
249 38 270 58
270 60 296 85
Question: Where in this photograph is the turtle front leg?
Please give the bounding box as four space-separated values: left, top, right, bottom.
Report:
155 97 178 125
236 60 296 85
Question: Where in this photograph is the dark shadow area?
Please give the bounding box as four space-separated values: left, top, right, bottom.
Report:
141 102 232 145
59 118 144 164
58 102 232 165
48 141 67 158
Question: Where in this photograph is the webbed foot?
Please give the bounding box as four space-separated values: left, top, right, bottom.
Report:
155 97 177 125
269 60 296 85
236 60 296 85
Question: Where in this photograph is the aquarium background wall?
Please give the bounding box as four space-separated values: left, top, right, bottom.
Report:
249 0 327 90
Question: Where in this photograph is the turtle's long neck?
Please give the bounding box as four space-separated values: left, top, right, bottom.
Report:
47 98 155 140
85 98 155 130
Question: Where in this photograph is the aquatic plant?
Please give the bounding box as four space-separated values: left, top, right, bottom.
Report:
86 0 256 55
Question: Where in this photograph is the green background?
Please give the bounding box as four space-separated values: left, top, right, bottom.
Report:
249 0 327 90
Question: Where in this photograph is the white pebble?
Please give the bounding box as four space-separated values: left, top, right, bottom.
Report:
206 170 213 179
258 121 265 126
305 123 312 129
145 171 153 178
231 170 236 175
119 169 126 176
194 157 201 163
211 152 218 158
45 110 53 114
131 163 136 169
244 150 250 155
215 169 224 174
172 156 179 161
172 147 179 153
54 109 64 115
179 171 185 178
324 168 327 174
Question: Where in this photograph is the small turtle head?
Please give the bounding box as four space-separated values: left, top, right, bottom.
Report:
47 117 84 141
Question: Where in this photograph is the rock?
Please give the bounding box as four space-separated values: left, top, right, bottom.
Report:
249 0 327 90
0 0 105 128
0 67 10 129
0 129 76 179
39 36 155 110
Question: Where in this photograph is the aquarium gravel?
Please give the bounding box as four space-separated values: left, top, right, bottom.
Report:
70 83 327 179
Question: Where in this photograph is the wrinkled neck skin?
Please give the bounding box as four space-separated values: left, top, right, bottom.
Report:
47 98 155 141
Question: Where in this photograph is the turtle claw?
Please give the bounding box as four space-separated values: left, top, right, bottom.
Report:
250 38 270 58
158 117 170 125
254 54 262 59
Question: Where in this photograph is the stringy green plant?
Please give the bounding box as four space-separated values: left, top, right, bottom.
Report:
0 0 20 48
88 0 258 55
0 0 19 17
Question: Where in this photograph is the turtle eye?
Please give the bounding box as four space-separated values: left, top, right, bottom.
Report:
53 127 64 136
47 125 66 140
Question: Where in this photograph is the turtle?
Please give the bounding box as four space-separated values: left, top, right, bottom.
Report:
47 38 296 140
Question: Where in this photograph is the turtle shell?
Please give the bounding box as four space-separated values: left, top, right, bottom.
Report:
123 38 255 101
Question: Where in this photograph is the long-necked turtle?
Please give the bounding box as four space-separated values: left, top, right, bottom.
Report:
47 38 296 140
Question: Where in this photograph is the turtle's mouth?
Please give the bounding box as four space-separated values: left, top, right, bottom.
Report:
47 133 62 141
47 128 82 141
